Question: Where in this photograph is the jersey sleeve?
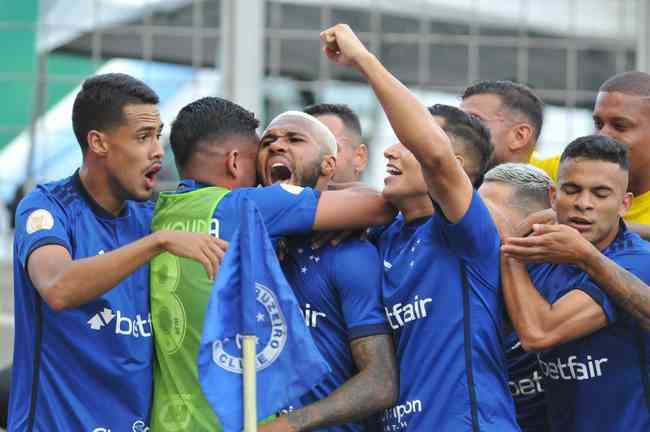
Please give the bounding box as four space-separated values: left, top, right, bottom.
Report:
432 191 500 261
14 188 71 270
331 240 389 340
239 184 319 238
573 276 619 324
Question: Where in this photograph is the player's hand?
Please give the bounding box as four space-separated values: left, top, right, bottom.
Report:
156 230 229 280
512 208 556 237
320 24 372 67
501 223 595 266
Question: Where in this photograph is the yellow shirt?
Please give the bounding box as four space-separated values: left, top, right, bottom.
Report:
625 190 650 225
529 152 560 181
529 153 650 226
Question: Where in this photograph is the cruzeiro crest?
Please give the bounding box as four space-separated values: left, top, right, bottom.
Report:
212 283 287 373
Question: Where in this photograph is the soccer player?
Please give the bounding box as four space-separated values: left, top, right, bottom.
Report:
460 80 549 176
149 98 396 432
500 135 650 431
593 71 650 237
319 24 519 430
8 73 224 431
257 111 397 432
479 164 554 432
303 103 368 182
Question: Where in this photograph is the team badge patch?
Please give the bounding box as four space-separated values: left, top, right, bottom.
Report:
25 209 54 234
211 282 287 373
280 184 303 195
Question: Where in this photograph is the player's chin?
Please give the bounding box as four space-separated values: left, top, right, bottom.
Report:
129 184 155 202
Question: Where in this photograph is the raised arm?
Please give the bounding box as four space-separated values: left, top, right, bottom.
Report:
320 24 473 222
28 230 227 311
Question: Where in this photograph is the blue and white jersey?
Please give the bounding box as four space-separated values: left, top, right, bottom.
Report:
176 179 319 242
506 264 550 432
9 172 154 432
532 222 650 432
375 193 519 432
505 334 548 432
280 237 389 432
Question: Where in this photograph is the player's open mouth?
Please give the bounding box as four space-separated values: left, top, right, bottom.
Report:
568 216 592 231
386 164 402 176
144 163 161 188
269 162 293 184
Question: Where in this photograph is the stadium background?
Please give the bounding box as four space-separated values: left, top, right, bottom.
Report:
1 1 649 429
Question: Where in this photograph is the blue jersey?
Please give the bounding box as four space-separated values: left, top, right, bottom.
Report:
375 193 519 432
177 179 319 242
532 223 650 432
506 265 550 432
280 237 389 432
9 172 154 431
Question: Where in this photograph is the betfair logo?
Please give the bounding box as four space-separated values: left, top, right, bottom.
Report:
385 296 432 330
87 308 152 338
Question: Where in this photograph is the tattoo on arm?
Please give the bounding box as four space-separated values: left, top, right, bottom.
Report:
286 334 398 431
587 253 650 332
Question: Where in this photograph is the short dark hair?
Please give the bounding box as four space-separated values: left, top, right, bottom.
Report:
462 80 544 140
170 96 260 170
72 73 159 153
599 71 650 98
560 135 629 171
428 104 493 183
303 103 362 138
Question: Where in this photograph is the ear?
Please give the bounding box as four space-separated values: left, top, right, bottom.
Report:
509 123 534 152
353 144 369 174
454 153 465 168
549 184 558 211
87 130 109 157
620 192 633 217
226 150 239 179
320 154 337 179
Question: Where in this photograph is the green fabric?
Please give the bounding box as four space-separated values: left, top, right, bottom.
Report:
150 186 230 432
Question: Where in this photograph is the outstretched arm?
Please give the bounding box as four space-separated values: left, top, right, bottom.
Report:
28 231 227 311
320 24 473 223
259 334 398 431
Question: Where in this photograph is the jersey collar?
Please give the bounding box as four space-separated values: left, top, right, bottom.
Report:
177 178 214 193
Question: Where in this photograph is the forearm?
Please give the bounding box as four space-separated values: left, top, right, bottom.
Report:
316 189 396 230
286 336 397 431
353 54 450 166
580 247 650 332
501 256 555 351
43 232 165 310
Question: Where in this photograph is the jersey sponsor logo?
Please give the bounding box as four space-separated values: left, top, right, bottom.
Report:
87 307 152 338
160 394 193 431
509 370 544 397
159 217 220 238
212 282 287 373
131 420 150 432
280 184 303 195
300 303 326 328
384 296 432 330
382 399 423 430
539 354 608 381
25 209 54 234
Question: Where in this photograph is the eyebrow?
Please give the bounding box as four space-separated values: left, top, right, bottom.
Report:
136 123 164 133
